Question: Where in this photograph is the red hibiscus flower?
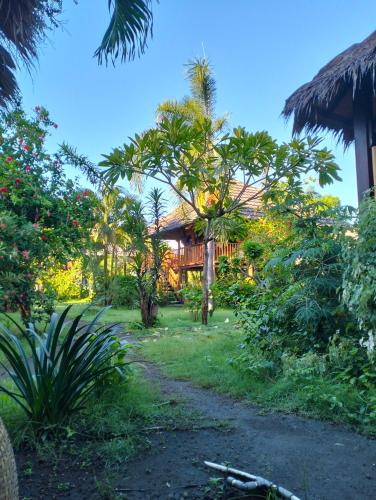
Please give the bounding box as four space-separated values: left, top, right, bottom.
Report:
0 187 9 193
76 194 81 202
6 156 13 162
15 178 22 185
72 219 79 226
83 190 90 197
22 145 31 151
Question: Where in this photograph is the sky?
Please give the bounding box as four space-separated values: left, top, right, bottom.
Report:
16 0 376 208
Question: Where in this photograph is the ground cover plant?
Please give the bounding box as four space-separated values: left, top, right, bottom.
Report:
0 305 129 430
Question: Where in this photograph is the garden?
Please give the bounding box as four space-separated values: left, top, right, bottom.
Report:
0 2 375 500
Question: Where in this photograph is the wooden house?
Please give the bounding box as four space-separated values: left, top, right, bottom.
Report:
159 181 263 291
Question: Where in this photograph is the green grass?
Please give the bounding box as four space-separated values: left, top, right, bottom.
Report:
141 324 376 436
55 302 235 333
0 368 195 465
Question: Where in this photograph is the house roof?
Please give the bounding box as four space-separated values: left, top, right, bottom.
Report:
159 181 263 238
282 30 376 145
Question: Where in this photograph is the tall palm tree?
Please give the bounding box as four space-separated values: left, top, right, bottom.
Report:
0 0 154 105
157 58 227 318
92 187 131 304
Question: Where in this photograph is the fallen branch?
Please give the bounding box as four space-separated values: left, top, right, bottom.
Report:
204 461 301 500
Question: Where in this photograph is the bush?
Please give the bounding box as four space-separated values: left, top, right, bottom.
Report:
42 259 92 301
109 275 139 308
180 285 202 321
343 196 376 349
0 306 129 430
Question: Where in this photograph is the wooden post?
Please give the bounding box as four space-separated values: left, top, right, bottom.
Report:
353 90 375 201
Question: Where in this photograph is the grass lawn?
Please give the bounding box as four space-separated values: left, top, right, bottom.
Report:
140 311 376 436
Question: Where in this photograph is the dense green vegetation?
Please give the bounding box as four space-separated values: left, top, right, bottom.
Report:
0 49 375 500
141 316 376 436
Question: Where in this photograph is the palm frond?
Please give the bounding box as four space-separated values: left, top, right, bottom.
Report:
185 57 216 118
95 0 154 64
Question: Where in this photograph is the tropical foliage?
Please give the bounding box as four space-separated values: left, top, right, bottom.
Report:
122 188 167 327
0 107 96 322
0 0 155 105
0 306 129 429
101 114 340 324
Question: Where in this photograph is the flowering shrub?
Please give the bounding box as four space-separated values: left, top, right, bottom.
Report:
0 107 97 322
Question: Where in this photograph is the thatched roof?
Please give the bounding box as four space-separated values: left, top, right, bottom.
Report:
283 30 376 145
159 181 263 239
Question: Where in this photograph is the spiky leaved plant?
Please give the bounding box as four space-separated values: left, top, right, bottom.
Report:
0 305 128 429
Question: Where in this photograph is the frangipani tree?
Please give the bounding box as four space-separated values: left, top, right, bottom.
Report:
158 57 227 314
101 116 340 324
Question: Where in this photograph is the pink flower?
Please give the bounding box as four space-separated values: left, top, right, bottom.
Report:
0 223 6 230
6 156 13 162
35 106 41 113
18 138 23 145
32 223 39 229
21 250 30 259
53 123 58 129
25 165 31 173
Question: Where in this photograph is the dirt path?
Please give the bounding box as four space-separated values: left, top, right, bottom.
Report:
114 351 376 500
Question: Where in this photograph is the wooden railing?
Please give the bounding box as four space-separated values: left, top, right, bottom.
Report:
169 242 241 269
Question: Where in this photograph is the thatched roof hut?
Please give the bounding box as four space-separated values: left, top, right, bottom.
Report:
283 30 376 200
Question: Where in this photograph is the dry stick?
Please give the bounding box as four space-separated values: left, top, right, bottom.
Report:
204 461 301 500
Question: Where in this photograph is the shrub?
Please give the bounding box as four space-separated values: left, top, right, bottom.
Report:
42 259 92 301
0 306 129 430
180 285 202 321
109 275 139 308
343 196 376 351
242 240 264 263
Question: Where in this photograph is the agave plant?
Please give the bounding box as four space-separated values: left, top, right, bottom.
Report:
0 306 128 428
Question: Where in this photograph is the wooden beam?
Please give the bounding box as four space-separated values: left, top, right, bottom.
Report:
353 91 374 202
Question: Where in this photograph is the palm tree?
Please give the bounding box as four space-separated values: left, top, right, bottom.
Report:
157 58 227 319
0 0 154 105
92 187 131 304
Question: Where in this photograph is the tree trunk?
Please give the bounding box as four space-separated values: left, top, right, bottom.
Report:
207 239 215 316
140 290 158 328
114 247 118 276
0 417 18 500
201 220 212 325
110 245 115 278
103 244 109 305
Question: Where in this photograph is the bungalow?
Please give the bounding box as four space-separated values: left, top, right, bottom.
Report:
159 181 263 291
